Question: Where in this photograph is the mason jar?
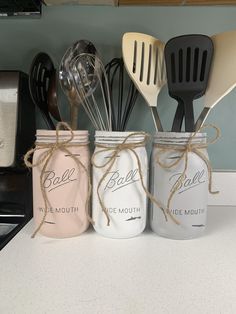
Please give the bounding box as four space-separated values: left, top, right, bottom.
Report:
92 131 148 239
32 130 90 238
150 132 209 240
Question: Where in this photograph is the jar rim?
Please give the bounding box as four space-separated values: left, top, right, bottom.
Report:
154 131 206 136
153 131 207 144
95 130 147 144
36 130 89 144
95 130 145 137
153 131 206 139
36 129 89 136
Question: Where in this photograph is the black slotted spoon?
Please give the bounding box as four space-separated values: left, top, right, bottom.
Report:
164 34 214 132
29 52 55 129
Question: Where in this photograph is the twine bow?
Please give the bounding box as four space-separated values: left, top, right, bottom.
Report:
155 124 220 224
91 132 168 226
24 122 93 238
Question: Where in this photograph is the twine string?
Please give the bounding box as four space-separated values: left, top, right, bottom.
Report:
91 132 168 226
24 122 93 238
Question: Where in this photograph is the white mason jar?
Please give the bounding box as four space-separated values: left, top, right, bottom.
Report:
92 131 148 239
32 129 90 238
150 132 209 240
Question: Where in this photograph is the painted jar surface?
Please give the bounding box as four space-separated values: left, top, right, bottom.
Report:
150 132 209 240
32 130 90 238
92 131 148 239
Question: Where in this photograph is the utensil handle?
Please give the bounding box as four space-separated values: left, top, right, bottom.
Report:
171 100 184 132
184 98 195 132
70 104 78 130
117 60 124 131
43 110 55 130
194 107 211 131
150 107 163 132
121 88 138 131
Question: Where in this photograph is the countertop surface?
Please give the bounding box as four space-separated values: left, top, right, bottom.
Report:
1 206 236 314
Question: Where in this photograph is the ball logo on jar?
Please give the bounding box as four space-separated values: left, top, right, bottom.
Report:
104 168 140 192
42 168 78 192
169 169 206 194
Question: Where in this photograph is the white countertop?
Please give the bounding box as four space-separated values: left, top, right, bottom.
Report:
1 206 236 314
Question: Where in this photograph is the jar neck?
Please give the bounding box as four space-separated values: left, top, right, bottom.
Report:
36 130 89 144
95 131 146 145
153 132 207 145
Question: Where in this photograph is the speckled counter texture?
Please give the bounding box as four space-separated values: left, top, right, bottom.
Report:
1 206 236 314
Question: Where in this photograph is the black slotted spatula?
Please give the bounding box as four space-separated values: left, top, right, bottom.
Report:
29 52 55 129
164 34 214 132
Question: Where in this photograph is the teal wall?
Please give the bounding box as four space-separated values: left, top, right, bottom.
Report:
0 5 236 169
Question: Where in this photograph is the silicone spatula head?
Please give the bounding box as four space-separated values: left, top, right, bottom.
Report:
122 32 166 131
165 34 213 131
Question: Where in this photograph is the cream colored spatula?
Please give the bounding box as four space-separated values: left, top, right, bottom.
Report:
195 29 236 130
122 32 166 131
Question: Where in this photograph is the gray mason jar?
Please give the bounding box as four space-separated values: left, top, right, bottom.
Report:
150 132 209 240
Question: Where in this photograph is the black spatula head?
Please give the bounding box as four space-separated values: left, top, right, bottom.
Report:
164 34 214 132
29 52 55 129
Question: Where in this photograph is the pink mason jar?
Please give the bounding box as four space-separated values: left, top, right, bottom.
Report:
32 130 90 238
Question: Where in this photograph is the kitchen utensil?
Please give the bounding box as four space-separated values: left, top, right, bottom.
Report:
70 55 102 130
70 53 112 131
59 40 98 130
170 35 214 132
195 30 236 130
122 32 165 131
47 69 62 123
105 57 139 131
29 52 55 130
164 34 214 132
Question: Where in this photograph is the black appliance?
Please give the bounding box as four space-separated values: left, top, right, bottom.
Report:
0 0 41 18
0 71 35 250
